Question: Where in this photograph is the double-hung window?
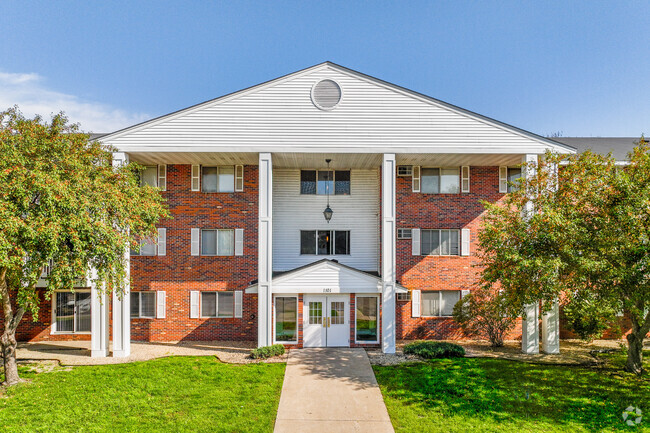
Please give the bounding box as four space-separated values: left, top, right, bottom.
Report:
201 229 234 256
131 292 156 318
421 290 461 317
300 170 350 195
140 165 166 190
421 229 460 256
202 166 235 192
421 167 460 193
201 291 235 318
300 230 350 255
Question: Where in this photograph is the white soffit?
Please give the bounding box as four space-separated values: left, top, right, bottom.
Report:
99 62 576 156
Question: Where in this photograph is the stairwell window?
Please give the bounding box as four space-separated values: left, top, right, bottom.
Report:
421 229 460 256
202 166 235 192
421 167 460 194
300 170 350 195
300 230 350 255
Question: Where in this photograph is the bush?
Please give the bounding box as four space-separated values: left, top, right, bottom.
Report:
250 344 285 359
403 341 465 359
453 287 518 347
562 296 618 342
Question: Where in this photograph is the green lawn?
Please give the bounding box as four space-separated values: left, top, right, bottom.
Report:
374 351 650 432
0 356 285 433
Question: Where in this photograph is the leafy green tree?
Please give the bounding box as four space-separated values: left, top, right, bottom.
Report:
453 287 519 347
477 139 650 374
0 107 168 385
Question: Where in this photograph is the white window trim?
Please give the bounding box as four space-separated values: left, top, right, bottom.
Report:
200 229 235 256
199 291 236 318
201 165 237 193
273 295 299 345
299 229 351 256
131 291 157 319
51 290 91 335
420 229 461 256
420 290 461 318
354 294 380 344
299 169 351 195
419 166 462 194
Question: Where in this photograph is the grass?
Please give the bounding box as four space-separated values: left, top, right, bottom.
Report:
374 349 650 432
0 356 285 433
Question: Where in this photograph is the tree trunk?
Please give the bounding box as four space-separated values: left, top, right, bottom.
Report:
0 269 25 386
625 331 645 375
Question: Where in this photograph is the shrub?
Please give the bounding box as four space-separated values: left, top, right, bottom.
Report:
562 295 618 342
453 287 518 347
403 341 465 359
250 344 285 359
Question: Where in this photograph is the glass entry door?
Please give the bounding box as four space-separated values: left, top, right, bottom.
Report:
55 291 91 333
302 295 349 347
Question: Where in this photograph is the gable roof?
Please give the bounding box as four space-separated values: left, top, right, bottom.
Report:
553 137 646 161
99 61 575 155
245 259 407 294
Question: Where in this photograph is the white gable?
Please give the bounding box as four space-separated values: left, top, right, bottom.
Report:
273 261 382 294
100 62 574 156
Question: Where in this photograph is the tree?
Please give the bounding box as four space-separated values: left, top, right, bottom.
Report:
477 139 650 374
453 287 518 347
0 107 168 385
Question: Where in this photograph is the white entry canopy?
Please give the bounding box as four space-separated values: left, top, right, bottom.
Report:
245 259 407 294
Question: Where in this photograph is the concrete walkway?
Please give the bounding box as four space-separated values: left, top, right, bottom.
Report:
274 348 394 433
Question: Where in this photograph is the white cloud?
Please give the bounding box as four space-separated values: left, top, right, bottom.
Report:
0 71 149 133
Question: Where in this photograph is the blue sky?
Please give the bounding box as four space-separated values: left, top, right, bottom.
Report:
1 1 648 136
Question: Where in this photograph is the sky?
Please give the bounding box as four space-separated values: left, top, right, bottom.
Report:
1 1 648 136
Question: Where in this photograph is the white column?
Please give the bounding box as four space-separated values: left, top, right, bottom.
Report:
381 154 396 354
258 153 273 347
542 300 560 354
90 269 109 358
522 303 539 354
112 150 131 358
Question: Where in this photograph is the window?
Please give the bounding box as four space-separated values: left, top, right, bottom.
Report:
54 291 91 333
421 291 461 317
275 297 297 342
131 292 156 318
300 170 350 195
137 239 157 256
202 166 235 193
201 229 234 256
396 292 411 301
140 166 158 187
397 228 412 239
300 230 350 255
507 167 522 193
201 292 235 318
356 296 378 342
421 167 460 194
421 229 460 256
397 165 413 176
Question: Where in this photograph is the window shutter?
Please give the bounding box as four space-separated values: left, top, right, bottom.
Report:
156 291 166 318
157 228 166 256
190 291 199 318
499 166 508 193
461 166 470 193
191 165 200 191
461 289 470 298
191 228 200 256
412 166 421 193
234 291 243 318
235 165 244 192
158 164 167 191
234 229 244 256
460 228 470 256
411 228 421 256
412 290 421 318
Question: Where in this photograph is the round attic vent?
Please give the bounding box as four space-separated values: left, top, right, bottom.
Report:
311 79 341 110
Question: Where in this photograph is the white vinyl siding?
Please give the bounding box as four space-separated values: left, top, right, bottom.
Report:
273 169 379 272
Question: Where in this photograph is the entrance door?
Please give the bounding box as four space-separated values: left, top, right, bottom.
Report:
303 295 349 347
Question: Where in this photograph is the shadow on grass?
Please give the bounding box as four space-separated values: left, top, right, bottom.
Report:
374 355 650 432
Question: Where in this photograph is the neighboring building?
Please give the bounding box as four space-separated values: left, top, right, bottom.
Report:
16 62 635 357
